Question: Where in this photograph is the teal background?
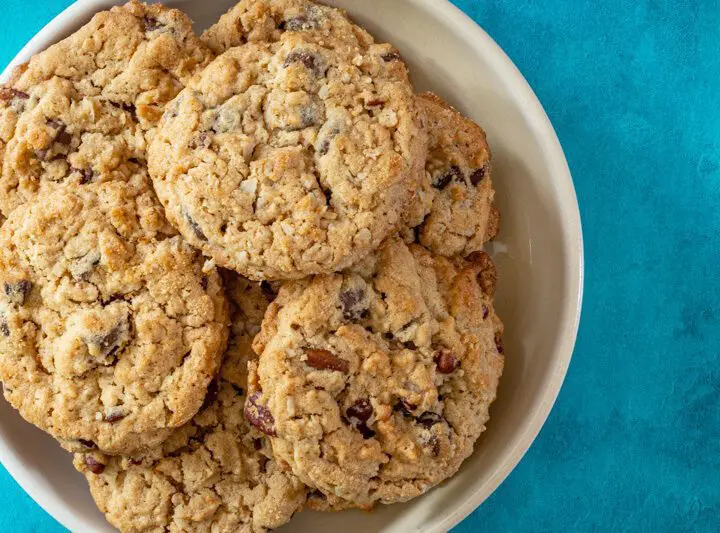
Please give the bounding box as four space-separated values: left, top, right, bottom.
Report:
1 0 719 531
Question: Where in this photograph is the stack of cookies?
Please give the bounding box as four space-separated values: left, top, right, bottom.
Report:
0 1 505 531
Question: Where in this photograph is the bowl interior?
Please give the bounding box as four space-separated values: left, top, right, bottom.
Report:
0 1 582 532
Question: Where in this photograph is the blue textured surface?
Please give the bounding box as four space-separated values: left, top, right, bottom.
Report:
1 1 719 531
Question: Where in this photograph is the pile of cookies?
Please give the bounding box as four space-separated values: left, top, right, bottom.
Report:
0 1 504 531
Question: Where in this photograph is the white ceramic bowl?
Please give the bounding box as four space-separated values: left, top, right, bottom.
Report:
0 1 583 531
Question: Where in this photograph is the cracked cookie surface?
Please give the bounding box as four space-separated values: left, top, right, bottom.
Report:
250 236 504 505
0 177 228 455
74 273 306 533
408 92 499 256
0 0 211 216
150 6 426 280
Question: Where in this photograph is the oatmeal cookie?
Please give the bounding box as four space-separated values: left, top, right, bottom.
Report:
0 0 211 216
74 274 306 533
150 13 426 280
411 92 499 256
0 178 228 455
250 236 504 505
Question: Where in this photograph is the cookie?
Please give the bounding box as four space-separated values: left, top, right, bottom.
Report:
74 274 307 533
150 12 426 280
250 236 504 505
202 0 373 53
0 177 228 455
409 92 499 256
0 0 212 216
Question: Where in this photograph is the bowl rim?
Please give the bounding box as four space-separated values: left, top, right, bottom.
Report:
0 0 584 531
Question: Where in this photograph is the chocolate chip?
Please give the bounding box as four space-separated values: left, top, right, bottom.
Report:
46 119 71 145
433 166 462 190
346 399 373 424
84 455 105 474
104 407 126 423
381 51 402 62
143 16 163 32
0 87 28 101
345 401 377 439
111 101 136 115
91 321 129 360
357 423 375 439
426 435 440 456
495 333 504 354
70 252 100 281
317 139 330 155
55 129 71 145
78 439 96 449
394 399 417 417
244 392 276 436
189 132 211 149
200 380 218 411
70 167 93 184
284 50 317 70
417 411 443 428
281 15 318 31
339 287 366 321
435 349 459 374
4 280 31 305
183 210 207 242
470 165 487 186
304 348 349 373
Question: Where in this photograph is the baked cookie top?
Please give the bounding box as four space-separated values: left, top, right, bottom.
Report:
203 0 374 53
0 178 228 455
0 0 211 216
75 274 306 533
250 236 504 505
150 19 426 280
410 92 499 256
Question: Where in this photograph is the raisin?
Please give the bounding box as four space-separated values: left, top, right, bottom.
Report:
495 333 504 354
244 392 276 436
84 455 105 474
381 51 402 62
435 349 459 374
